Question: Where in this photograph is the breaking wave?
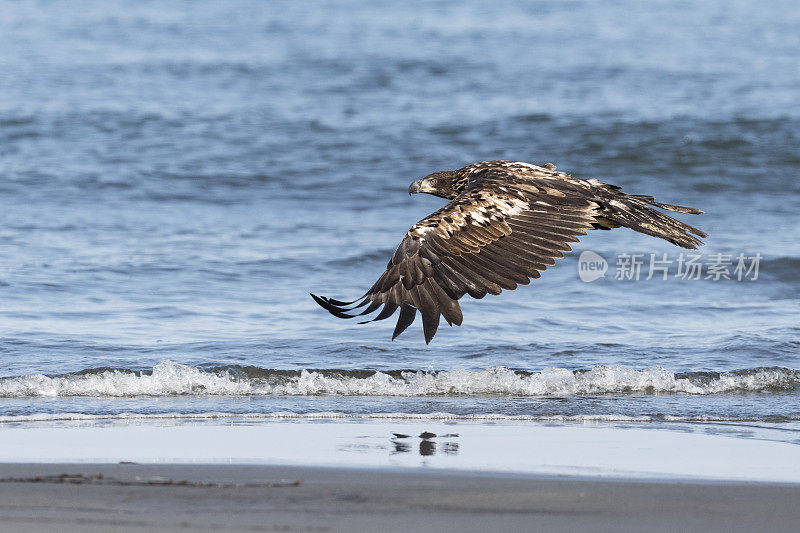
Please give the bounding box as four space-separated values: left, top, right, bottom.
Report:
1 361 798 398
3 412 800 425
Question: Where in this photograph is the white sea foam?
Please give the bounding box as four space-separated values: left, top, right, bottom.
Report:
0 361 255 397
0 412 651 424
0 360 797 398
2 411 799 426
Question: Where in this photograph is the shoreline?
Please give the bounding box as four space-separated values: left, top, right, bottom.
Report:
2 462 799 532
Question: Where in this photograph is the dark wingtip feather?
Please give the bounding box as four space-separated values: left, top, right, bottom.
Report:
325 296 361 306
392 304 417 340
372 302 399 322
421 311 440 344
310 293 357 319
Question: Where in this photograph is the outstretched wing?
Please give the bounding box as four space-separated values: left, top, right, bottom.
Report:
312 163 705 343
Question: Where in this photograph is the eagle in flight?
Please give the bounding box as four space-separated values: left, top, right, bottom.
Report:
311 160 705 344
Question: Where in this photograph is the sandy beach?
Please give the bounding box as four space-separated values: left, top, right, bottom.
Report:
1 420 799 531
2 462 799 532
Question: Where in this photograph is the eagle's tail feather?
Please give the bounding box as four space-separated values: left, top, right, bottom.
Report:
629 194 704 215
599 194 707 249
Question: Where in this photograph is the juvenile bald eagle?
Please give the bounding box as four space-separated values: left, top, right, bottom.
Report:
311 160 705 344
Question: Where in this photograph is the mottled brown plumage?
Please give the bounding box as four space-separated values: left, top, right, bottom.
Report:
311 160 706 343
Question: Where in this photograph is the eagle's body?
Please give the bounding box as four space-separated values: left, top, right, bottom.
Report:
312 160 706 343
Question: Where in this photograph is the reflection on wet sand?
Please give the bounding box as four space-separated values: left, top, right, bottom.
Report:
391 432 459 456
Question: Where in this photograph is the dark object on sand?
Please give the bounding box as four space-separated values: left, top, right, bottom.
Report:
0 472 301 489
312 160 705 343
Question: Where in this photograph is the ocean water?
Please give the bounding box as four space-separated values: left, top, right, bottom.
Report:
1 1 798 428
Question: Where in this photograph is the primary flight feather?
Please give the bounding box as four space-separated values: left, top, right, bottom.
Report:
311 160 706 344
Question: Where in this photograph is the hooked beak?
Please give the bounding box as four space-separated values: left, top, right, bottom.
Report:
408 179 424 196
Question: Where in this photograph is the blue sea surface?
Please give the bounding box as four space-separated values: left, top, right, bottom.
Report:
0 0 798 425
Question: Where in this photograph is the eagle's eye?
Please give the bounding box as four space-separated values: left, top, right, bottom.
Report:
430 179 439 185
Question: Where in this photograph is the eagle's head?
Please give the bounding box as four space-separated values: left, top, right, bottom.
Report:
408 170 462 200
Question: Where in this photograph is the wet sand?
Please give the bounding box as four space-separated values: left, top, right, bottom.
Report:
3 420 800 482
1 462 799 532
3 421 800 531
